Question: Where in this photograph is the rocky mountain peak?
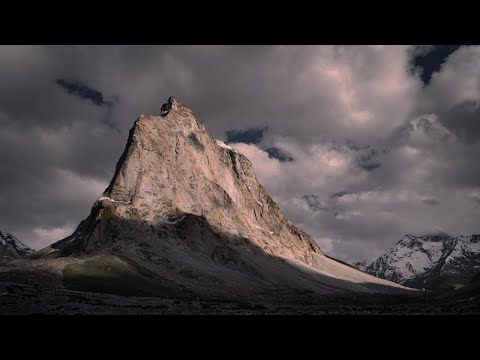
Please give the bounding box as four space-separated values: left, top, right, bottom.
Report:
59 97 324 264
357 232 480 291
37 96 409 299
0 228 34 263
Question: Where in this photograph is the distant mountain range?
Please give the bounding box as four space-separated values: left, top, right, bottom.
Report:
354 232 480 292
0 229 34 263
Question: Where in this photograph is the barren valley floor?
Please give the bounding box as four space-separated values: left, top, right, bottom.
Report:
1 281 479 315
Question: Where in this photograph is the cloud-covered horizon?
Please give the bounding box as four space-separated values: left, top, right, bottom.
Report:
1 45 479 263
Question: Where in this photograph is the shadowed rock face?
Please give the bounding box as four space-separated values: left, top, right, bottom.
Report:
160 96 174 116
28 96 410 299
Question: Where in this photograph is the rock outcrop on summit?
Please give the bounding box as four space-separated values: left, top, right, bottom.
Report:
5 97 411 300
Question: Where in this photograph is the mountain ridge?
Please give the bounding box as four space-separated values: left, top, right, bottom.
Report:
354 233 480 291
0 229 34 263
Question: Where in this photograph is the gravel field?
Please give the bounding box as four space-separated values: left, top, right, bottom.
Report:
1 281 479 315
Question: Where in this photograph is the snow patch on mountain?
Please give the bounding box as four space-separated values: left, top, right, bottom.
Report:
0 229 35 263
215 140 238 153
355 233 480 291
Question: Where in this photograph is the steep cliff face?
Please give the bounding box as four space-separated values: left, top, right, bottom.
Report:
35 97 409 299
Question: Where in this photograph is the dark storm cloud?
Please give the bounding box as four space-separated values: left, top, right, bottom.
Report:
302 194 328 212
226 127 267 145
264 147 294 162
56 79 112 107
470 193 480 205
440 100 480 144
345 140 370 152
331 191 351 199
56 79 120 132
357 148 381 172
422 197 440 206
226 127 294 161
359 163 381 172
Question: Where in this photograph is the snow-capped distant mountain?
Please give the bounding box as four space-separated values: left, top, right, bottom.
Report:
353 260 368 272
354 233 480 291
0 229 34 263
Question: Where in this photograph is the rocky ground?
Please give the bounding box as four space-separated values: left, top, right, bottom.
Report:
1 281 479 315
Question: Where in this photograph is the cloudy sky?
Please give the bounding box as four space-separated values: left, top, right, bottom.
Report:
1 45 479 263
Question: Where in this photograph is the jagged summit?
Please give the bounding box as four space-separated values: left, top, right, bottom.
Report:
31 97 410 299
62 97 324 264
